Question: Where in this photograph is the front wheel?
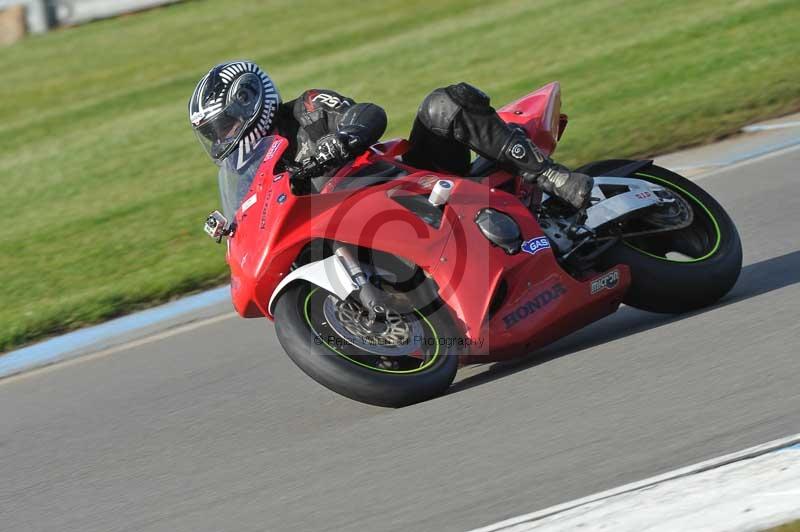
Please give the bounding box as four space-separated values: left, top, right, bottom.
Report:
273 282 460 407
593 163 743 313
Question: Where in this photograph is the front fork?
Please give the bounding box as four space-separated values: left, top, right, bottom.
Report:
333 244 390 325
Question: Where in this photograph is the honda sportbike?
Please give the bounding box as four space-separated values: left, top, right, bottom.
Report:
204 82 742 407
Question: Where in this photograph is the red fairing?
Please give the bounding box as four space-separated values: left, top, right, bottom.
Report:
424 178 628 362
497 81 564 156
225 82 630 365
228 138 454 319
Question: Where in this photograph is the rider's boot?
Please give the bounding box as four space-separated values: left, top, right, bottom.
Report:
500 132 594 210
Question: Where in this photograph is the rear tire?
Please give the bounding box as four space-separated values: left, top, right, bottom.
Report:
274 282 460 407
589 162 742 313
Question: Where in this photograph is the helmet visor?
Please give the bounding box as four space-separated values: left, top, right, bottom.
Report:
193 103 250 162
192 71 265 162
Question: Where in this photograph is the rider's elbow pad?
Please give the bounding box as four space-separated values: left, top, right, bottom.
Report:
338 103 388 151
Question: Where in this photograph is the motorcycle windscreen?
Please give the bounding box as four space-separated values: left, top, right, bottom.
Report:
217 137 271 219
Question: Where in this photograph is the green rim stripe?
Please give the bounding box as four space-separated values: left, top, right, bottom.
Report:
303 287 441 375
624 172 722 263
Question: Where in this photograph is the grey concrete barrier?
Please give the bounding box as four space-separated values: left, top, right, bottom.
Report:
0 0 181 34
51 0 182 26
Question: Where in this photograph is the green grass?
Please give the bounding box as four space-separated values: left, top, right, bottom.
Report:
768 520 800 532
1 0 798 352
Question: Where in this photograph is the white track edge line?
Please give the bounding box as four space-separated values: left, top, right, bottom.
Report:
691 141 800 180
467 433 800 532
741 121 800 132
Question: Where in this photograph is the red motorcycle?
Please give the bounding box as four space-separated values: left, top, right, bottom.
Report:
204 82 742 407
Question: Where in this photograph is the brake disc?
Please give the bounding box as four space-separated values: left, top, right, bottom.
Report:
322 295 425 357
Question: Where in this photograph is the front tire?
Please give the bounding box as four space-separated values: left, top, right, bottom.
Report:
589 162 743 313
273 282 460 407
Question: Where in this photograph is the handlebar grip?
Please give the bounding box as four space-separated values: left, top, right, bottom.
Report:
289 157 323 179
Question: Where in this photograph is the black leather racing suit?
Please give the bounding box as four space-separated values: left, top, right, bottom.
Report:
274 84 592 208
272 87 484 173
274 91 385 153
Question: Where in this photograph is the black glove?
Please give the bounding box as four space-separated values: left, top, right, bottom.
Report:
315 133 351 166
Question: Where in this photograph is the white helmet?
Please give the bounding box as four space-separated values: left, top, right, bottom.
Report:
189 60 281 162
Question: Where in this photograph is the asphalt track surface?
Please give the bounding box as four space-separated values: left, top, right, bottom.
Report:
2 148 799 532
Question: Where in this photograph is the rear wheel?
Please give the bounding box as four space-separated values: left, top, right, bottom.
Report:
590 162 742 313
273 282 459 407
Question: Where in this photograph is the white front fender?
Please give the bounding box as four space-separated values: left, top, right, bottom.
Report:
268 255 359 314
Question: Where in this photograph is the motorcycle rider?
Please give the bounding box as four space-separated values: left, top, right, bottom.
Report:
189 60 593 209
